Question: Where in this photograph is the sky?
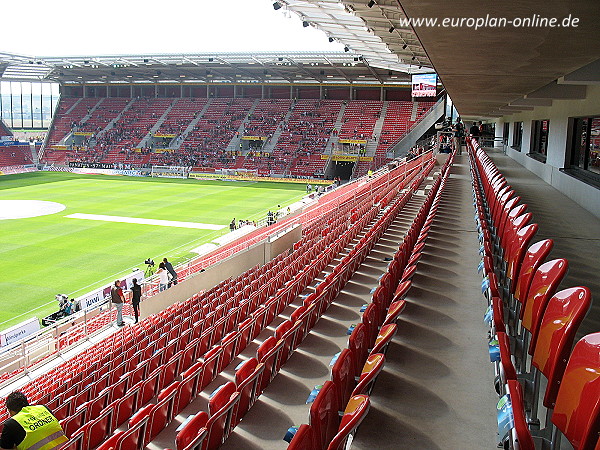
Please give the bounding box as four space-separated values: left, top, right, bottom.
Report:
3 0 344 56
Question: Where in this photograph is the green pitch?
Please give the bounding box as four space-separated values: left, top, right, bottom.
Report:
0 172 307 331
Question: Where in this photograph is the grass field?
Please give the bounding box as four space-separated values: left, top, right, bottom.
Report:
0 172 307 331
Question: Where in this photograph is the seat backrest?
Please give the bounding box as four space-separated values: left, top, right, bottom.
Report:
521 259 569 350
96 415 149 450
506 222 538 282
326 395 371 450
205 382 240 450
309 380 340 450
552 332 600 450
287 424 317 450
145 388 177 444
361 303 380 348
108 385 140 429
257 337 285 393
348 323 368 377
532 287 591 409
179 361 205 411
200 345 223 391
234 359 265 425
352 353 385 397
175 411 208 450
513 239 554 305
140 368 162 406
60 406 87 438
370 323 397 355
505 380 536 450
83 406 113 450
383 300 406 326
331 349 356 409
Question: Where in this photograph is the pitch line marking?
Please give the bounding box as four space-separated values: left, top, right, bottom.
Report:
65 213 226 230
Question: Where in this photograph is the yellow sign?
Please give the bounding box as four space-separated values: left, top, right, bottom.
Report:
242 136 267 141
73 132 94 136
331 155 359 162
338 139 367 144
52 145 67 150
154 133 177 138
359 156 374 162
154 148 175 153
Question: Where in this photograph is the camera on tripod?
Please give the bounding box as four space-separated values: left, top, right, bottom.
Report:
144 258 155 266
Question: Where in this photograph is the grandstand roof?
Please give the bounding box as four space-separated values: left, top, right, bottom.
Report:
0 51 421 85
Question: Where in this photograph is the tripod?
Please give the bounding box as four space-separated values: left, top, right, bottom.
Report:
144 264 155 278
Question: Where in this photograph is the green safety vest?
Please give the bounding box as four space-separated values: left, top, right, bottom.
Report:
12 405 68 450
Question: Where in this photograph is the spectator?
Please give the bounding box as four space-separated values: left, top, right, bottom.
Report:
469 121 481 142
452 117 465 155
157 263 170 292
163 258 178 287
130 278 141 324
0 391 67 450
110 280 125 327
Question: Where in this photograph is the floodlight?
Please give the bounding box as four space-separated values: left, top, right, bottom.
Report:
328 37 334 42
402 44 407 49
303 20 309 27
389 26 394 33
367 1 375 7
344 46 350 52
273 1 282 10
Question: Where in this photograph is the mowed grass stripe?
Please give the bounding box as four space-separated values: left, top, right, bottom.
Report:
0 172 307 330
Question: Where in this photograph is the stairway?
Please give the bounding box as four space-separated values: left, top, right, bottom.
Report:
225 99 260 153
261 103 296 153
170 99 213 150
65 98 83 115
365 101 388 157
323 101 347 154
137 98 178 148
93 98 136 143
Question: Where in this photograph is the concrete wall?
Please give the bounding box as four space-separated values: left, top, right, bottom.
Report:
139 224 303 319
494 85 600 217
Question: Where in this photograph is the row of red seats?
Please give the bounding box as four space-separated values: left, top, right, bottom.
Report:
467 137 598 450
286 152 447 449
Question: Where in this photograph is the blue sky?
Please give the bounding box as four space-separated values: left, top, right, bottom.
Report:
5 0 343 56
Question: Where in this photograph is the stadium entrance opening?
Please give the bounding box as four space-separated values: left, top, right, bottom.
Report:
330 160 355 181
240 136 266 152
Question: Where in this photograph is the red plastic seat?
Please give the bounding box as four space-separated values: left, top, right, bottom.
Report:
129 387 177 447
331 349 356 409
77 406 114 450
504 380 536 450
326 395 371 450
531 287 591 412
275 320 303 365
60 406 87 439
160 351 183 390
257 337 285 394
309 380 340 450
382 300 406 326
287 423 317 450
551 332 600 450
370 323 397 355
106 386 139 429
520 259 569 364
352 353 385 396
139 368 162 406
204 382 240 450
200 345 223 391
219 331 240 372
233 357 265 425
175 411 209 450
178 361 205 411
348 323 368 377
96 415 148 450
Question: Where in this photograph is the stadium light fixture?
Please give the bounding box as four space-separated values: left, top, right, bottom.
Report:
344 46 350 52
402 44 407 49
368 1 375 7
273 1 282 10
303 20 309 27
411 56 416 60
389 26 394 33
328 37 334 42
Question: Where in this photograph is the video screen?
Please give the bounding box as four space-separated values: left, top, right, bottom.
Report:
411 73 437 97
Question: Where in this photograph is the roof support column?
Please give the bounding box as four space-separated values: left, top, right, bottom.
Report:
380 86 384 101
233 84 237 99
261 84 265 99
207 84 210 99
180 84 183 98
349 85 353 100
82 82 86 98
155 84 158 98
130 84 133 97
290 85 293 99
319 85 323 99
